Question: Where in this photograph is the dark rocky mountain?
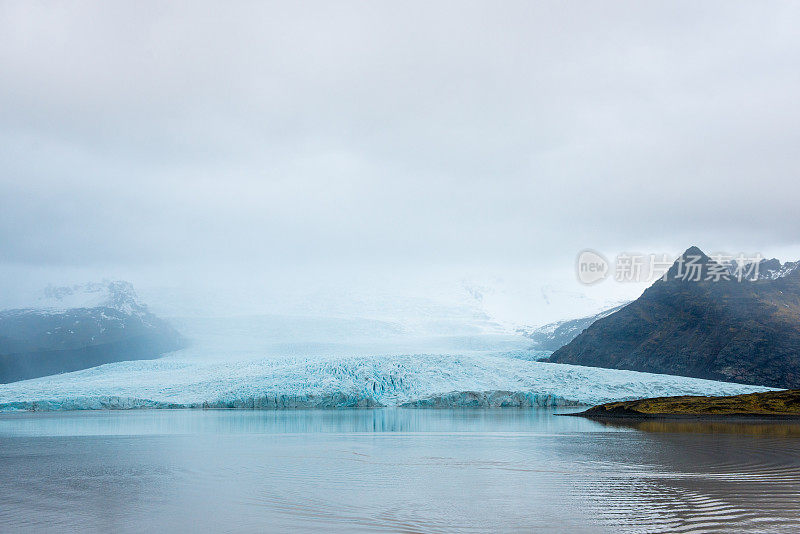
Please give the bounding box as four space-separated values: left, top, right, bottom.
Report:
545 247 800 389
0 281 185 383
519 303 628 352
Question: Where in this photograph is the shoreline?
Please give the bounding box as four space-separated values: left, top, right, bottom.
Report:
564 412 800 422
568 389 800 422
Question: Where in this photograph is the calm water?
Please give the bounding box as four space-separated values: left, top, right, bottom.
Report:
1 409 800 533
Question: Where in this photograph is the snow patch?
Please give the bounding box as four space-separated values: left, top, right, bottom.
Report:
760 261 799 280
4 281 147 316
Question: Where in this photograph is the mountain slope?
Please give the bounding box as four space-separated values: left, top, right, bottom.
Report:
519 303 628 352
0 281 185 383
545 247 800 389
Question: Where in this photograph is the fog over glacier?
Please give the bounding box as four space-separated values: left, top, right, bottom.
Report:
3 1 800 325
2 2 799 409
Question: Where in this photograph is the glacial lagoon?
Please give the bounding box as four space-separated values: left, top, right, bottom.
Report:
2 408 799 533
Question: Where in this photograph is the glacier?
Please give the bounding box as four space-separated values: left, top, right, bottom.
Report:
0 289 776 412
0 353 772 411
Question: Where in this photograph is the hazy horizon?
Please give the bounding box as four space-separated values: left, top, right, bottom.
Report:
3 1 800 324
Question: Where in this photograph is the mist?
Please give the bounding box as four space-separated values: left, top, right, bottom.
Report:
2 1 800 324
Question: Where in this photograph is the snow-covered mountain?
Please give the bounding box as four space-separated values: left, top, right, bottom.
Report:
518 303 629 352
34 281 148 316
0 281 184 383
546 247 800 389
756 258 800 280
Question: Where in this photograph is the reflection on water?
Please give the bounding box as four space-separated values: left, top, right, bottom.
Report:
0 407 595 437
596 417 800 437
1 409 799 533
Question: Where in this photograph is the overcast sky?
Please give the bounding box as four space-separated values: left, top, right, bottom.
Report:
1 1 799 318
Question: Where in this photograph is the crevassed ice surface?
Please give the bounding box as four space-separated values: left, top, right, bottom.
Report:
0 354 772 411
0 311 773 411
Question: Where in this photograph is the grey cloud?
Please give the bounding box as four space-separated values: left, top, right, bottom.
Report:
1 0 799 279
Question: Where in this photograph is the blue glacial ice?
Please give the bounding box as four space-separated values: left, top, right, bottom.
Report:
0 353 772 411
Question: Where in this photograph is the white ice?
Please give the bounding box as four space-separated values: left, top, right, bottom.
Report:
0 353 772 411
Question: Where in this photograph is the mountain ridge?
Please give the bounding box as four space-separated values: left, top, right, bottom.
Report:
545 246 800 389
0 281 185 383
519 303 629 352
